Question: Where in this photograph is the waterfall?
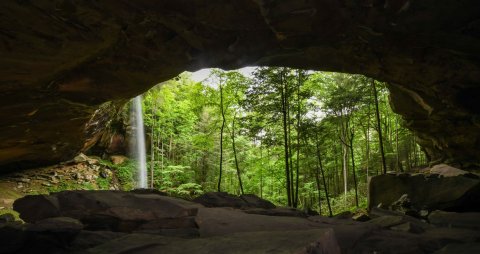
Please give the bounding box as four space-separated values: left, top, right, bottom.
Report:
131 95 148 189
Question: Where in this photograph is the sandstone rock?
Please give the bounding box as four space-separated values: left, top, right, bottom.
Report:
333 211 353 220
0 224 28 254
243 207 307 217
240 194 276 209
13 195 61 222
110 155 128 165
389 194 413 214
368 215 404 228
352 213 370 222
18 178 31 183
429 164 470 177
433 243 480 254
369 207 404 218
73 153 89 163
368 173 480 213
0 198 15 208
70 230 126 250
0 1 479 175
428 210 480 230
13 190 203 232
193 192 247 208
86 229 341 254
28 217 84 233
368 208 433 231
195 207 318 237
390 222 425 234
193 192 275 209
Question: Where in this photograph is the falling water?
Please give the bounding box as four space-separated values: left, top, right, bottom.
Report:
131 95 148 189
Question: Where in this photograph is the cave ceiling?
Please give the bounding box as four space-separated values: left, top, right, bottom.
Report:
0 0 479 171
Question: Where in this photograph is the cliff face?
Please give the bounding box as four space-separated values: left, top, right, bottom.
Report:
0 0 479 171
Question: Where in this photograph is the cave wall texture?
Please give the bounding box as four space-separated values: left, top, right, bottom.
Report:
0 0 479 171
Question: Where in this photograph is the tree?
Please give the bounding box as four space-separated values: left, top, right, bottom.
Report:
372 79 387 174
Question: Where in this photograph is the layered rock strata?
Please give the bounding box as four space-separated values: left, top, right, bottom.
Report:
0 1 479 170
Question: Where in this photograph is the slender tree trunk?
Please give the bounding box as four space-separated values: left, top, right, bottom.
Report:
348 125 359 207
217 78 226 192
333 142 340 195
168 134 173 161
231 114 244 195
287 103 295 206
294 71 302 208
260 140 263 198
339 117 348 203
395 116 402 172
150 134 154 188
372 79 387 174
280 72 292 207
412 134 418 167
366 103 371 181
315 136 333 217
160 136 164 186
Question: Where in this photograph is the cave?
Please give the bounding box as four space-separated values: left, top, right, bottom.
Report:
0 1 479 253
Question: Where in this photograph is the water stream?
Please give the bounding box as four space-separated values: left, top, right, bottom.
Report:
131 95 148 189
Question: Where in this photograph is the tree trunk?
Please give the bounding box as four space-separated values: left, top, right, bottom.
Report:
259 140 263 198
315 136 333 217
339 116 348 203
287 101 295 207
366 103 371 181
372 79 387 174
231 114 244 195
348 125 359 208
280 71 292 207
217 78 226 192
294 71 302 209
150 134 154 189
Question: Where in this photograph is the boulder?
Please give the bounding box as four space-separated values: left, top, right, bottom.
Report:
193 192 247 208
27 217 83 233
13 190 203 232
390 222 425 234
110 155 128 165
243 207 307 217
429 164 471 177
428 210 480 230
193 192 275 209
367 211 433 233
240 194 276 209
368 171 480 213
352 213 370 222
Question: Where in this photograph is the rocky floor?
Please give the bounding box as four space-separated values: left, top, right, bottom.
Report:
0 191 479 254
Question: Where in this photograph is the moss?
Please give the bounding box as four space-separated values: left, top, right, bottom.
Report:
0 209 22 222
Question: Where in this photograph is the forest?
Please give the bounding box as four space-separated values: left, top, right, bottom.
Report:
135 67 427 215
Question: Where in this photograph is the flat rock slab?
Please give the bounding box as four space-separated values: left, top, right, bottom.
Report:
428 210 480 229
86 229 341 254
13 190 203 232
195 207 318 237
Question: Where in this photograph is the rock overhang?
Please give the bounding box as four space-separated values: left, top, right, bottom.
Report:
0 0 479 171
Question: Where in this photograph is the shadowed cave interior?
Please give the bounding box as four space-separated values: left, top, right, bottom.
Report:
0 1 479 253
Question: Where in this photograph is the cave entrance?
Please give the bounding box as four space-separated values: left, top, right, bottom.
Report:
105 67 427 214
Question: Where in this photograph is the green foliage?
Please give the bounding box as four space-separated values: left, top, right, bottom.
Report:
112 160 136 190
96 177 110 190
136 68 427 214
